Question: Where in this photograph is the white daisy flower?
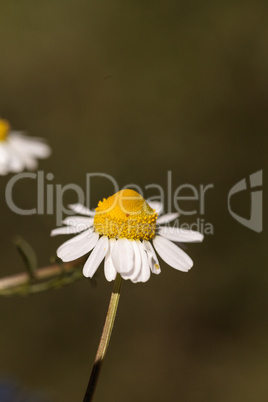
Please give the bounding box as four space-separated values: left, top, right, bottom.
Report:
51 189 204 283
0 118 51 175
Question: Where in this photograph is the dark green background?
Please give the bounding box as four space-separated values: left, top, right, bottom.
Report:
0 1 267 401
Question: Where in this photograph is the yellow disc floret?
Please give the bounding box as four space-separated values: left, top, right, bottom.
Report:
0 119 10 142
94 189 158 240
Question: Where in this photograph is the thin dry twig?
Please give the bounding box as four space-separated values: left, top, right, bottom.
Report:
0 257 87 294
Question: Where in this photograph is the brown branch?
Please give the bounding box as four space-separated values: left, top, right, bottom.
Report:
0 257 86 292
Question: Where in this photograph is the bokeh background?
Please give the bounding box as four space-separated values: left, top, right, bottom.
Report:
0 1 267 401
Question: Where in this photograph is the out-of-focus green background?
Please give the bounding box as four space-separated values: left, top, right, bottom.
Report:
0 1 267 401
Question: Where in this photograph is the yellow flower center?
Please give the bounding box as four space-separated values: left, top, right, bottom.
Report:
0 119 10 142
94 189 158 240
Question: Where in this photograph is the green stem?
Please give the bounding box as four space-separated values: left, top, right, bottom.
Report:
0 258 86 296
83 274 122 402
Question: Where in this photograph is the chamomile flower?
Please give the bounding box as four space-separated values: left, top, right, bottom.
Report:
51 189 204 283
0 118 51 175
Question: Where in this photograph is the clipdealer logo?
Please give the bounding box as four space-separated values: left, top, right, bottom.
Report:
4 170 263 233
228 170 263 233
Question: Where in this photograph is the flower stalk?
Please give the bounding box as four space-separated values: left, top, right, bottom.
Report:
83 273 122 402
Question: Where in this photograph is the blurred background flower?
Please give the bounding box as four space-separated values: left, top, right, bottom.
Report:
0 118 51 175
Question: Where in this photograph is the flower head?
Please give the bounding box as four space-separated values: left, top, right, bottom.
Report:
0 119 10 142
0 118 51 175
94 189 158 240
51 189 204 283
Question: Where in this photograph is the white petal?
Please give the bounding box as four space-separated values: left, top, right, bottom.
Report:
9 133 51 158
0 144 10 164
157 213 179 225
1 143 25 172
129 240 142 282
104 239 117 281
146 200 163 214
153 235 193 272
6 139 40 171
0 163 8 175
68 203 95 216
10 131 48 143
119 240 143 281
7 150 25 172
21 153 38 170
83 236 109 278
56 228 94 251
57 230 99 262
158 227 204 242
134 241 150 283
143 240 161 275
51 225 88 236
62 216 94 230
111 238 134 276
